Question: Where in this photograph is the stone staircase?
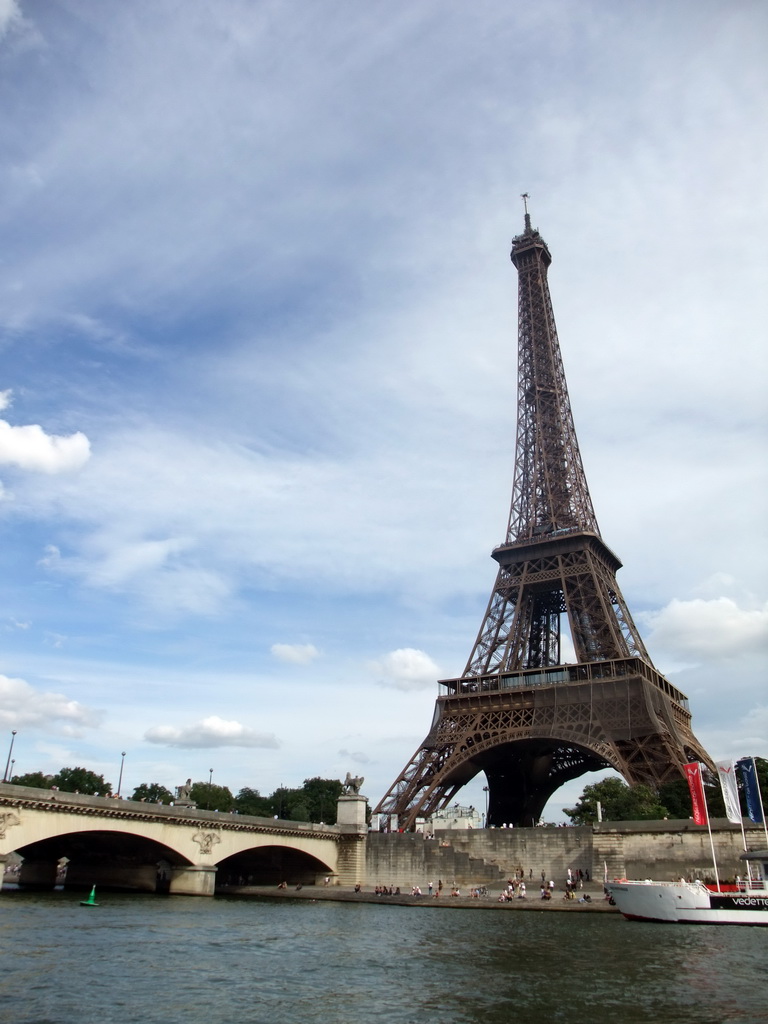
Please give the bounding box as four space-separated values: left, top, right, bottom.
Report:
420 838 508 888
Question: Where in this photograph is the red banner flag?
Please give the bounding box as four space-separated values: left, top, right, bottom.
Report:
684 762 709 825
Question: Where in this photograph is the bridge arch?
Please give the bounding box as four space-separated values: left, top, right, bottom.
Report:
215 843 334 888
13 826 195 892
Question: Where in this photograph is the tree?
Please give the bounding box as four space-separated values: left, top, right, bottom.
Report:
268 778 344 823
300 777 343 824
657 777 694 818
754 757 768 808
233 787 272 817
52 766 112 795
271 785 297 819
10 771 53 789
190 781 234 812
288 800 310 822
658 774 726 819
131 782 174 804
563 777 668 824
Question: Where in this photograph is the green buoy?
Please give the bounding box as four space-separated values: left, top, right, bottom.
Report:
80 885 99 907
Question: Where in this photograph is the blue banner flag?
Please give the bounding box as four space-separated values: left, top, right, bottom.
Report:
736 757 764 824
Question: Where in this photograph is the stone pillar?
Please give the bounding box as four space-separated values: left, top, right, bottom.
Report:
17 859 59 890
337 794 368 827
336 794 368 887
169 864 218 896
592 828 626 882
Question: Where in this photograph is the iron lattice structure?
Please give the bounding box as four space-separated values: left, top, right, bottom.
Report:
375 209 711 828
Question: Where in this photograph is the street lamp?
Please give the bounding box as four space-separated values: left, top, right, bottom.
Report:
3 730 17 782
9 759 14 782
483 785 490 828
117 751 127 797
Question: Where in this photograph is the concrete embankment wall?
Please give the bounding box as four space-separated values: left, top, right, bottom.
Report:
365 821 765 889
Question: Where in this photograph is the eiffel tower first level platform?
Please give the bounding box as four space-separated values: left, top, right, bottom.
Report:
375 203 711 829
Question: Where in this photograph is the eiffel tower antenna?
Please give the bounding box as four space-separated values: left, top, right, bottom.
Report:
521 192 531 232
375 211 711 829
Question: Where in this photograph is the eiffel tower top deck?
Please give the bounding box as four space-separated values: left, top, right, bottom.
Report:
375 203 711 829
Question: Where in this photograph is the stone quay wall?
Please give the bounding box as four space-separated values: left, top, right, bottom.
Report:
365 820 765 890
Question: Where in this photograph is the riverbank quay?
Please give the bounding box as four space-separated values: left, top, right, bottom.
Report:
367 820 767 890
219 882 618 913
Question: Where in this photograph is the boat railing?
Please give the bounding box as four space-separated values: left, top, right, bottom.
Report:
738 877 766 892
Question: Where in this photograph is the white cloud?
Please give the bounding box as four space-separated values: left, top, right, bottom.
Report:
338 748 371 766
371 648 441 691
0 419 91 473
0 0 21 40
0 673 102 734
644 598 768 663
271 643 320 665
144 715 280 750
40 534 232 616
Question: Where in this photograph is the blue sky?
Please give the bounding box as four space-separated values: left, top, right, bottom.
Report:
0 0 765 820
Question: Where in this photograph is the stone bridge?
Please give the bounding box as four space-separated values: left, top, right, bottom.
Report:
0 784 367 896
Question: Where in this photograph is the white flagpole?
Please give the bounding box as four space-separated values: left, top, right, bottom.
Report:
701 765 720 891
750 756 768 848
717 759 751 881
738 818 752 885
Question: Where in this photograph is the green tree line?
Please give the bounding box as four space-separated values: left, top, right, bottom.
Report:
563 758 768 824
8 768 344 824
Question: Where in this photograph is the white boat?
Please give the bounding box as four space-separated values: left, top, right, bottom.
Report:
606 849 768 925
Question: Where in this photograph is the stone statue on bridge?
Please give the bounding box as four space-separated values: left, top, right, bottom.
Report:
175 779 195 807
342 773 364 796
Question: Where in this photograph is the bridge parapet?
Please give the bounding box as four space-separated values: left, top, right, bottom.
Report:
0 783 342 837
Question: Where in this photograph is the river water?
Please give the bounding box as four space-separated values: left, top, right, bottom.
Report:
0 891 765 1024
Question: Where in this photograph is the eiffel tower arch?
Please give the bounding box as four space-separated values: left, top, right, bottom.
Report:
375 202 712 829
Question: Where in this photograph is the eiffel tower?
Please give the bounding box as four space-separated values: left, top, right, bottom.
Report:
375 200 711 829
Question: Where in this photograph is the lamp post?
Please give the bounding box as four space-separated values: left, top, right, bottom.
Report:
208 768 214 810
9 759 14 782
483 785 489 828
3 730 17 782
117 751 126 797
